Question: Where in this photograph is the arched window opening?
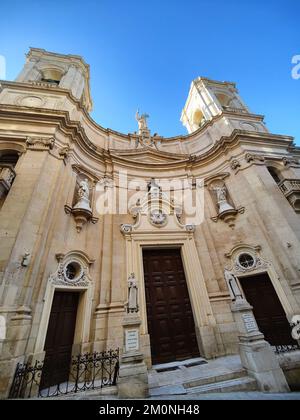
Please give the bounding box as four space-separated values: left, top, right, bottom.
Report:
40 69 63 86
267 166 282 185
0 151 19 167
192 109 206 128
0 151 19 206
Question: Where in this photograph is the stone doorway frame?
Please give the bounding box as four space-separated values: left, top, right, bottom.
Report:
33 252 94 358
123 231 218 365
225 244 295 321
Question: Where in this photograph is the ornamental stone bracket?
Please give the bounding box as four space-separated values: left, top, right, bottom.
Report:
58 145 71 162
282 157 300 167
211 206 245 228
230 159 242 171
64 204 99 233
26 136 55 151
245 153 265 164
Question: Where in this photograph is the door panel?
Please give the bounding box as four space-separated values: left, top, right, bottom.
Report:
239 273 294 346
143 248 199 365
40 292 79 389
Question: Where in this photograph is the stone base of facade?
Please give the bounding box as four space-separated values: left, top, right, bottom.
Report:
118 352 149 399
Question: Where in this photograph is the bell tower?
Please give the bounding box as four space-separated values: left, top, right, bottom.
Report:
181 77 264 134
15 48 93 112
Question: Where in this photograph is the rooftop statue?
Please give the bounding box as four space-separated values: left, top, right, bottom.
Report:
135 110 150 134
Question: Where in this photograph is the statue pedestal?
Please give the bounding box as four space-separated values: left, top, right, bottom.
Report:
231 299 290 393
118 314 148 399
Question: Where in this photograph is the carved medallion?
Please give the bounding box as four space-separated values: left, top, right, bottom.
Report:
149 209 167 227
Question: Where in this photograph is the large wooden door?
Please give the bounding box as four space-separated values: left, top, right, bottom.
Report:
239 273 294 346
143 248 199 365
40 292 79 389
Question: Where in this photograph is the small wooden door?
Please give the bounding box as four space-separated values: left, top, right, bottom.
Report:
239 273 294 346
40 292 79 389
143 248 199 365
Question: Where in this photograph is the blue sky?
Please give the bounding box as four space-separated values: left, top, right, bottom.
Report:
0 0 299 143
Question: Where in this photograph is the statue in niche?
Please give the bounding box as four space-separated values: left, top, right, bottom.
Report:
126 273 139 314
148 179 161 197
212 183 235 214
74 178 92 212
224 269 244 301
213 185 227 203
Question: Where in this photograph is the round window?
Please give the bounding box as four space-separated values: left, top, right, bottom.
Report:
64 261 82 282
238 253 255 269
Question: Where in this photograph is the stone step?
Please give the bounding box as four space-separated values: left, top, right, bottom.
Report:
183 369 248 389
186 377 257 395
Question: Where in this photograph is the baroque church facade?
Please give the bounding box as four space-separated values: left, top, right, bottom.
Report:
0 48 300 397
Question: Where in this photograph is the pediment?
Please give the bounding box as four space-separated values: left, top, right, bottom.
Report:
109 147 190 165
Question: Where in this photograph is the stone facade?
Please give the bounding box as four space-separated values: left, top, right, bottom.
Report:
0 48 300 398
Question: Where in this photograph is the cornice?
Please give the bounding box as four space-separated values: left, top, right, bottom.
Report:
0 80 268 145
0 104 298 172
27 48 91 76
190 131 296 172
110 147 191 161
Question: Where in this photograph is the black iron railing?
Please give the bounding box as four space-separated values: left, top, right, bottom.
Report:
9 349 119 399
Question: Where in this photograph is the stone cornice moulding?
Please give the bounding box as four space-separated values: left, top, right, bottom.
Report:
110 147 191 160
0 105 298 172
0 80 274 147
55 251 95 266
27 47 91 76
0 81 296 152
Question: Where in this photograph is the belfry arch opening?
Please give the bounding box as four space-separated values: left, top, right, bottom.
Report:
40 68 63 85
192 109 205 128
